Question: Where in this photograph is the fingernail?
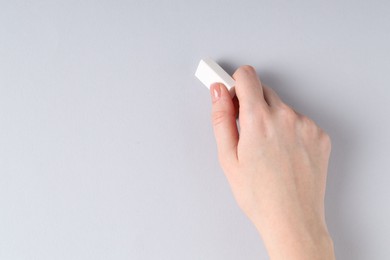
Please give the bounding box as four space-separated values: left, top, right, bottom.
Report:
210 83 221 102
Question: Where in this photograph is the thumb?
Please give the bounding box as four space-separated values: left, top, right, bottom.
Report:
210 83 238 165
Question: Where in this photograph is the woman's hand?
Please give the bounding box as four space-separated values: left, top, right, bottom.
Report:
210 66 335 260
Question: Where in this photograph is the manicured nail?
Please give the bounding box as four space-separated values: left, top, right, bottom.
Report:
210 83 221 102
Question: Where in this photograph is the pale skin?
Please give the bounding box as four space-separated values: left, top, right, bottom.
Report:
209 66 335 259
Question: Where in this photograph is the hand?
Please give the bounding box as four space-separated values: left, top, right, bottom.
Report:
210 66 335 260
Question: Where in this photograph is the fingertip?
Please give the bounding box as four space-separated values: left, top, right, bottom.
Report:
232 65 257 79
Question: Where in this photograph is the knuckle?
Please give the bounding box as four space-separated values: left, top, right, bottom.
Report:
320 131 332 151
300 115 316 130
278 105 297 120
212 110 230 126
301 115 312 125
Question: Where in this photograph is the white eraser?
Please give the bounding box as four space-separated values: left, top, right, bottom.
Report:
195 58 235 94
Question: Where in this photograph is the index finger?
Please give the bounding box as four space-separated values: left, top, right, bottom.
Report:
233 65 268 112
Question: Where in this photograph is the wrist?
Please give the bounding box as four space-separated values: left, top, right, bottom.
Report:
254 217 334 260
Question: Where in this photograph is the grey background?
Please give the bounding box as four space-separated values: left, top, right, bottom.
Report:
1 0 389 259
